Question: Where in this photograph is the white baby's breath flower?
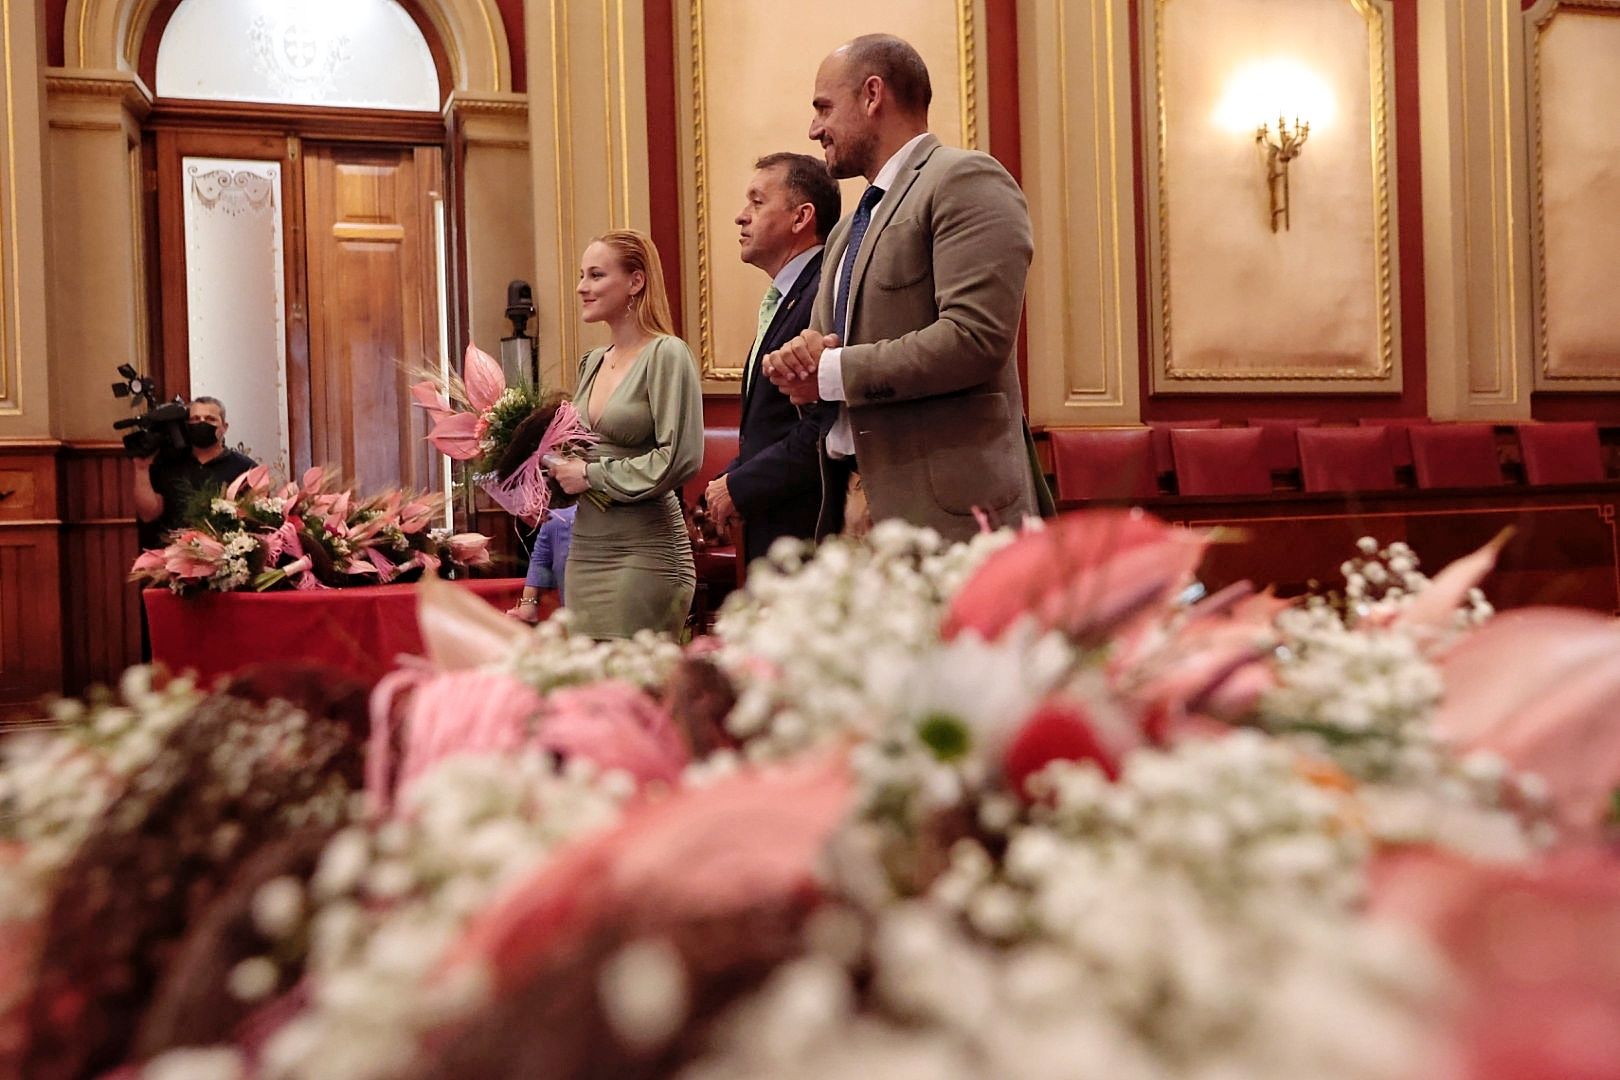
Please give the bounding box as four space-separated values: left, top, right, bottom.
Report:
227 956 281 1002
599 938 689 1052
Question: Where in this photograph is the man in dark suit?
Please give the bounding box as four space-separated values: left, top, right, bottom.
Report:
704 152 843 563
763 34 1048 541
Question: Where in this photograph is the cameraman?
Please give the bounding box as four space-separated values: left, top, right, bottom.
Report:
134 396 256 548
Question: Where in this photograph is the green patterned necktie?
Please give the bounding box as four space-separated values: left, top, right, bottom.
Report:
744 284 782 394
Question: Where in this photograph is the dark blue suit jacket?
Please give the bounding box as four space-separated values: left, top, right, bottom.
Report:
725 250 839 563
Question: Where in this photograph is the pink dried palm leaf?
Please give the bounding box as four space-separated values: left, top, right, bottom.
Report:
224 464 271 501
1389 529 1510 640
392 670 547 802
479 399 598 526
533 681 689 786
943 509 1210 644
422 411 483 461
1371 847 1620 1080
447 533 491 568
415 572 528 671
1435 608 1620 833
410 380 459 424
439 756 852 995
462 343 506 414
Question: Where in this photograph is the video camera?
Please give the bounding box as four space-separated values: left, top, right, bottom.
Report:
111 363 189 459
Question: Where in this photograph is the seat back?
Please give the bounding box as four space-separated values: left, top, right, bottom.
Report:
1049 428 1157 501
1246 417 1320 471
1170 427 1272 495
1147 419 1221 475
1297 426 1397 492
1409 424 1503 488
1357 417 1433 468
1518 421 1605 485
683 426 740 509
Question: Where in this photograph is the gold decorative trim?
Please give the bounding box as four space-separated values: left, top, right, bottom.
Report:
957 0 978 150
445 94 529 118
0 0 16 410
688 4 982 382
548 0 579 386
690 0 718 378
1148 0 1399 384
1527 0 1620 383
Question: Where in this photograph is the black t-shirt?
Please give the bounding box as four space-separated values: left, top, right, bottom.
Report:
140 449 257 549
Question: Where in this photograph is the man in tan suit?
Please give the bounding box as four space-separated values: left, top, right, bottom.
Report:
764 33 1042 543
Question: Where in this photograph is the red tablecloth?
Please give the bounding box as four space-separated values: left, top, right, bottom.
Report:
144 579 526 686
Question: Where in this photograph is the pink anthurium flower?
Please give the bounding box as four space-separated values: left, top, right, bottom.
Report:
462 342 506 413
943 509 1210 644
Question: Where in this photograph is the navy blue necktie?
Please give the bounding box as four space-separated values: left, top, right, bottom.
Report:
833 185 884 340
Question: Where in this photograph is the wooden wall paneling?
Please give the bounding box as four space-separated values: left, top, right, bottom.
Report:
0 443 64 710
58 444 141 696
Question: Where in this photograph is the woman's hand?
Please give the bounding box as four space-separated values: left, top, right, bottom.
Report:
552 456 591 495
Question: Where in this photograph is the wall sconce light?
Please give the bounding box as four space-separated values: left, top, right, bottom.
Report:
1257 115 1309 232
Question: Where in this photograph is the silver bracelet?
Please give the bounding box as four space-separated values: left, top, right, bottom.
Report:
516 596 541 607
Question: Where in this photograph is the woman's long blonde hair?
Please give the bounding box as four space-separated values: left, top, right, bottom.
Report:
592 229 676 339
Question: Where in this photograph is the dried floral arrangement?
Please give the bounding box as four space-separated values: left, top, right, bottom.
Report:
130 466 490 595
7 512 1620 1080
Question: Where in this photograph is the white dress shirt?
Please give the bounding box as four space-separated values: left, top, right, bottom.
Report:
818 132 931 458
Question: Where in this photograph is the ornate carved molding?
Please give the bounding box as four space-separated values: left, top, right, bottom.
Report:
44 69 154 119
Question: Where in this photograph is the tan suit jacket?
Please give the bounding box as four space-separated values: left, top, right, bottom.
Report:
813 133 1036 541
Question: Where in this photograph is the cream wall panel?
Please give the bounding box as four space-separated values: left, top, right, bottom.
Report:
1143 0 1400 394
0 0 55 436
42 72 150 441
451 93 537 362
1421 0 1532 418
1020 0 1140 425
674 1 988 387
1529 4 1620 388
528 0 650 392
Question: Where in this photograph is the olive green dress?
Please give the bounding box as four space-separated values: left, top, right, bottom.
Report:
565 335 705 639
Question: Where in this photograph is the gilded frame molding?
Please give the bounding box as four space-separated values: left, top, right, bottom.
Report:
679 1 986 383
1142 0 1401 391
1526 0 1620 388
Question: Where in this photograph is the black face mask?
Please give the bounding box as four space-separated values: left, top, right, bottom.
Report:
187 421 220 449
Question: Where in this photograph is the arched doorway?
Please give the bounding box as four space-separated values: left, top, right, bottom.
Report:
65 0 515 492
143 0 448 492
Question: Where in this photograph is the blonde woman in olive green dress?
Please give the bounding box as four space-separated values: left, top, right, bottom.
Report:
550 230 704 639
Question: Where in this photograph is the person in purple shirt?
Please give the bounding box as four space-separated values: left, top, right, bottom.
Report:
508 503 575 623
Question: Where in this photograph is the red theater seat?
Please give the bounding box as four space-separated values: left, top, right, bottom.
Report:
1357 417 1433 468
1048 428 1158 501
1409 424 1504 488
1518 421 1605 485
683 427 741 622
1246 417 1320 472
1170 427 1272 496
1147 419 1221 475
1297 426 1397 492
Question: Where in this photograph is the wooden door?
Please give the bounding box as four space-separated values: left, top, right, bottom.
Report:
303 144 443 493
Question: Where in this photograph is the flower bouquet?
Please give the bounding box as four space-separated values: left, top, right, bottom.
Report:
11 511 1620 1079
129 466 491 595
412 343 603 526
